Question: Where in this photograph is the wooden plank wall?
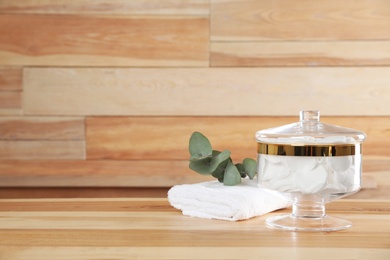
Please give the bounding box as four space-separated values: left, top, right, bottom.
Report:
0 0 390 188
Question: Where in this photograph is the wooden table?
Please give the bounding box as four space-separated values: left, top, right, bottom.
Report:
0 198 389 259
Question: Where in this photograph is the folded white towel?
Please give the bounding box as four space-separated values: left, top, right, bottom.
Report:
168 178 290 221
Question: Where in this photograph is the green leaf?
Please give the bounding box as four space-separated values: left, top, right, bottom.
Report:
189 132 213 161
235 163 246 178
189 154 212 162
189 157 212 175
211 150 221 157
211 166 225 179
210 150 231 173
187 131 256 185
223 161 242 186
210 151 226 179
243 158 257 180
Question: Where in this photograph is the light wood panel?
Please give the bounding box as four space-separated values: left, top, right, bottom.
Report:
24 67 390 116
0 246 388 260
0 150 386 190
0 0 209 15
349 171 390 200
0 14 209 67
86 116 284 160
0 160 208 187
211 41 390 67
0 187 170 199
0 141 85 160
0 68 22 115
0 117 84 140
0 199 388 260
211 0 390 41
1 0 390 193
0 91 21 115
0 67 22 90
0 158 386 190
86 117 390 160
0 117 85 160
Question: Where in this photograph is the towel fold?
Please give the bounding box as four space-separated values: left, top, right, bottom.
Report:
168 178 290 221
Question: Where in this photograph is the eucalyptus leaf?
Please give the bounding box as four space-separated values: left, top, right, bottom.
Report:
210 150 231 173
189 157 211 175
223 161 242 186
212 150 221 155
210 150 231 179
235 163 246 178
189 132 213 161
189 154 212 162
187 131 257 186
243 158 257 180
211 166 225 179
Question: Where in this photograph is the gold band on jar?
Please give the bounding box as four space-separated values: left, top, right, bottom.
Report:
257 143 361 157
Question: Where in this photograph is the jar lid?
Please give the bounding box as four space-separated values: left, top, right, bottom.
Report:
255 110 366 156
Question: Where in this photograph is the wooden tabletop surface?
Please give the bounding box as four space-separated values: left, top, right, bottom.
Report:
0 198 389 260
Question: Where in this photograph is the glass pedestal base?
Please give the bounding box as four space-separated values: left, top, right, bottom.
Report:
266 214 352 232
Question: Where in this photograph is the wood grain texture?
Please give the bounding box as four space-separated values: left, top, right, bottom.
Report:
0 117 84 140
0 246 388 260
0 91 21 115
0 14 209 67
86 116 278 160
86 116 390 160
211 0 390 41
0 67 22 90
0 198 388 259
0 157 386 189
0 187 170 199
349 171 390 200
211 41 390 67
0 160 208 187
24 67 390 116
0 0 209 15
0 141 85 160
2 0 390 194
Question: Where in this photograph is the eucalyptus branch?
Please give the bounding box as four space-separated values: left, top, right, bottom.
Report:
188 131 257 186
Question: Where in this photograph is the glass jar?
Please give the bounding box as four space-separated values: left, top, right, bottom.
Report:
256 110 366 231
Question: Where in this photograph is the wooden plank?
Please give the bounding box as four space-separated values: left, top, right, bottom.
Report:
0 199 389 257
350 171 390 200
0 14 209 67
0 157 386 188
211 0 390 41
0 141 85 160
1 198 388 213
0 200 389 230
0 91 21 115
0 187 170 199
86 116 275 160
0 67 22 90
211 41 390 67
0 117 84 140
0 160 209 187
23 67 390 116
0 92 21 108
86 116 390 160
362 158 390 173
0 246 389 260
0 0 209 15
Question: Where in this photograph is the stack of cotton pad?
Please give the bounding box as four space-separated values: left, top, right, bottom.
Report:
258 154 360 194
